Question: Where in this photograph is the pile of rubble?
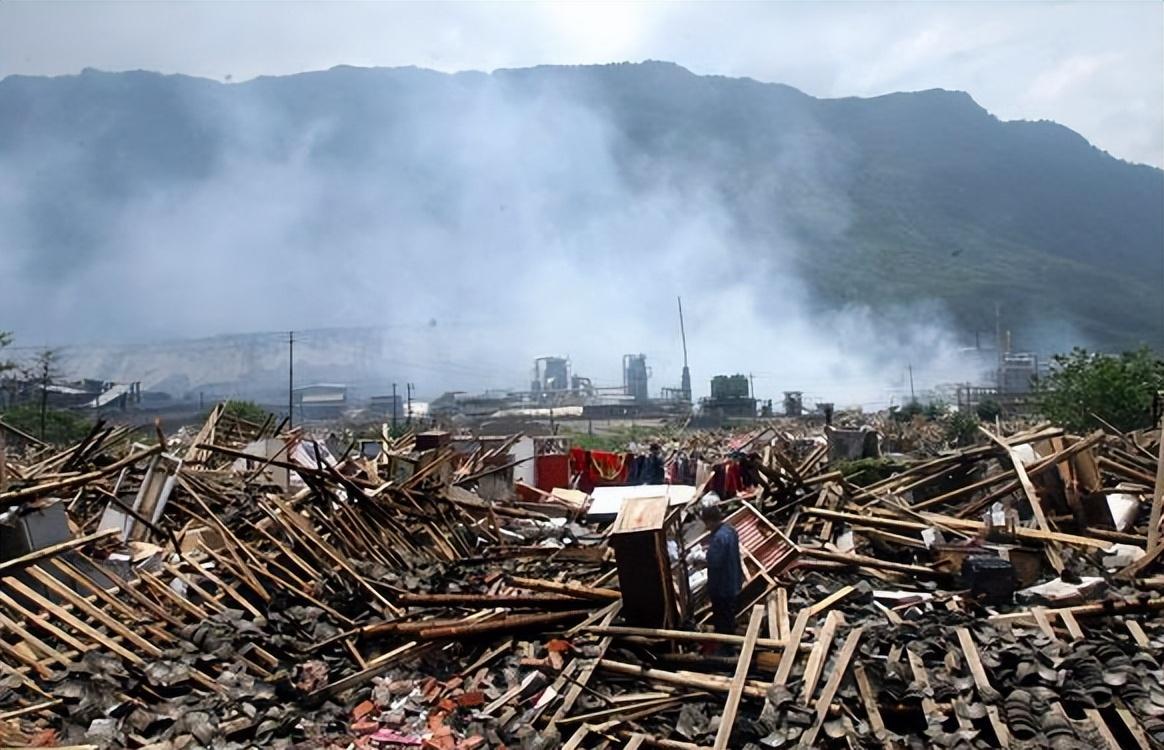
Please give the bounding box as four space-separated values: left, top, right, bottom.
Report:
0 406 1162 749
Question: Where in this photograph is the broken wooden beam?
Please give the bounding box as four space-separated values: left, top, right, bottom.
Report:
802 507 1119 549
581 624 791 650
713 605 765 750
418 609 591 639
598 659 769 699
507 575 621 601
398 592 607 609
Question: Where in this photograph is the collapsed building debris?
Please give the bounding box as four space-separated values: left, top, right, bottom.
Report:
1 404 1163 749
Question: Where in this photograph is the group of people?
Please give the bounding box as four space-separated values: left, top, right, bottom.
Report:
627 442 666 485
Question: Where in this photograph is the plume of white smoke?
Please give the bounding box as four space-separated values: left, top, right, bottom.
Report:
0 66 985 408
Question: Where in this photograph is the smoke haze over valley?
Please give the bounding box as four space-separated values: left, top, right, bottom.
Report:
0 59 1161 406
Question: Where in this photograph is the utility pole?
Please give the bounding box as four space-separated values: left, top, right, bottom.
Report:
288 331 294 429
749 372 755 399
406 383 414 425
995 302 1003 389
391 383 398 432
908 364 916 404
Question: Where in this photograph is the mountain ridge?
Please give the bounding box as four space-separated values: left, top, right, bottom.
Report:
1 61 1161 355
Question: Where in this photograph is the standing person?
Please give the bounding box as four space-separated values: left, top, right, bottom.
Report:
642 443 665 485
701 504 742 638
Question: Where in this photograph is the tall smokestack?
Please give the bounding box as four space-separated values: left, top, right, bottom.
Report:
678 296 691 402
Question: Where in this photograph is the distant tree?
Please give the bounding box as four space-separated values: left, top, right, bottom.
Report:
25 349 62 441
0 331 13 411
1035 347 1164 432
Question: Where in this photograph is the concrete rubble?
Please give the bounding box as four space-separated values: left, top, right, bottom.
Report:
1 404 1163 749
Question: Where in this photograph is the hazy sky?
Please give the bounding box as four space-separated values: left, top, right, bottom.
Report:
1 1 1161 167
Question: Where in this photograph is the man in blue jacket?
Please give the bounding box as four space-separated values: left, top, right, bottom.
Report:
701 504 742 638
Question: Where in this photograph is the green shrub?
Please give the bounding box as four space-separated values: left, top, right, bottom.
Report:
975 399 1001 421
223 400 269 424
1 404 93 445
1035 347 1164 432
943 411 981 447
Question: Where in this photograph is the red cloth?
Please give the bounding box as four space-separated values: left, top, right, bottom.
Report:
535 454 570 492
568 448 594 493
588 450 629 485
567 448 628 492
712 460 743 499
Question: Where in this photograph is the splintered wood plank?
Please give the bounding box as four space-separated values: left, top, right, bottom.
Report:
1031 607 1057 639
179 477 268 596
766 592 779 640
561 724 590 750
1127 620 1152 648
570 697 685 728
623 734 646 750
177 558 264 618
980 426 1064 572
530 660 580 719
853 663 887 743
775 587 790 639
955 628 1010 748
0 590 90 654
1146 418 1164 551
1040 605 1122 749
1059 611 1085 640
1113 700 1152 750
4 577 144 664
565 600 620 637
986 706 1011 748
550 604 621 727
47 558 173 644
23 566 161 657
713 605 765 750
954 628 992 693
0 528 120 575
906 650 939 717
874 602 904 626
806 585 855 618
0 610 70 666
0 635 55 678
163 563 230 613
773 609 810 687
798 627 863 749
1082 709 1125 750
270 497 399 613
800 611 842 704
